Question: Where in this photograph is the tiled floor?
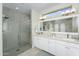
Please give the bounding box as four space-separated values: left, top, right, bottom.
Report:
4 44 54 56
18 48 54 56
3 44 32 56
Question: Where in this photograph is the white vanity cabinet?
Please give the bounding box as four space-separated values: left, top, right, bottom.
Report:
67 47 79 56
48 39 68 56
55 40 67 56
48 39 56 55
38 37 49 51
54 40 79 56
32 37 39 48
33 36 79 56
66 43 79 56
33 37 48 51
55 44 67 56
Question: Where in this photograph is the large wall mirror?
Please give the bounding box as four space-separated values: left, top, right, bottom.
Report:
41 17 79 33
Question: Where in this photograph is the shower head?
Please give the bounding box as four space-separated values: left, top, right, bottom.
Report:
4 16 9 19
3 15 9 19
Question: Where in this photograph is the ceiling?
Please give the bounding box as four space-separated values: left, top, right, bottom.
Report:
3 3 58 16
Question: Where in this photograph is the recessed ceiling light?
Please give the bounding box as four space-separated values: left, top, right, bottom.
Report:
16 7 19 10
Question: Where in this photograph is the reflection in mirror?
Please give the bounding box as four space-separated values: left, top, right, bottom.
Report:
43 21 50 31
50 21 55 32
41 16 78 33
71 35 79 39
50 17 78 33
59 18 72 32
72 17 78 32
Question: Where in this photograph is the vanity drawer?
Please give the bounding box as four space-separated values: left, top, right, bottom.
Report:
55 39 68 46
68 43 79 49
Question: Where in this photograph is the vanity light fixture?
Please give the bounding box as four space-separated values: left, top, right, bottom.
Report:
71 8 76 12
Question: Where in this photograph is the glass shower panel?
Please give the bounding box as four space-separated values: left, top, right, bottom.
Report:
43 22 50 31
3 19 8 52
3 17 19 55
3 5 31 56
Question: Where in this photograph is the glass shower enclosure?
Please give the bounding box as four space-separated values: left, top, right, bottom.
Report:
2 6 31 56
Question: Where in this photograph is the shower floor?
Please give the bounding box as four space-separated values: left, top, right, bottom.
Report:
3 43 32 56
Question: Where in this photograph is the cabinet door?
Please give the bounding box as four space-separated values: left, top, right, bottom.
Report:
67 47 79 56
38 37 48 51
33 37 39 48
48 39 56 55
55 41 67 56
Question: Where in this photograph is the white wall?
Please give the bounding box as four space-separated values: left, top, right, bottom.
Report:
0 3 2 56
31 9 41 47
41 3 79 15
72 4 79 13
31 9 41 35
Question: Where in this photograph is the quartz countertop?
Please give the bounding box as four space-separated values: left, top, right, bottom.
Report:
52 37 79 44
34 36 79 44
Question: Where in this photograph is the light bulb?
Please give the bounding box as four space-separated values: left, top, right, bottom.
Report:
71 8 76 12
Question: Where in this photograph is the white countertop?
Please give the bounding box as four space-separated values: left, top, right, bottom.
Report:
34 36 79 44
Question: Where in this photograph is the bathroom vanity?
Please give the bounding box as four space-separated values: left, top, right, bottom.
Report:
32 14 79 56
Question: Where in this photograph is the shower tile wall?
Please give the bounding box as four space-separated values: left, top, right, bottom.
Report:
0 3 2 56
3 6 31 52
